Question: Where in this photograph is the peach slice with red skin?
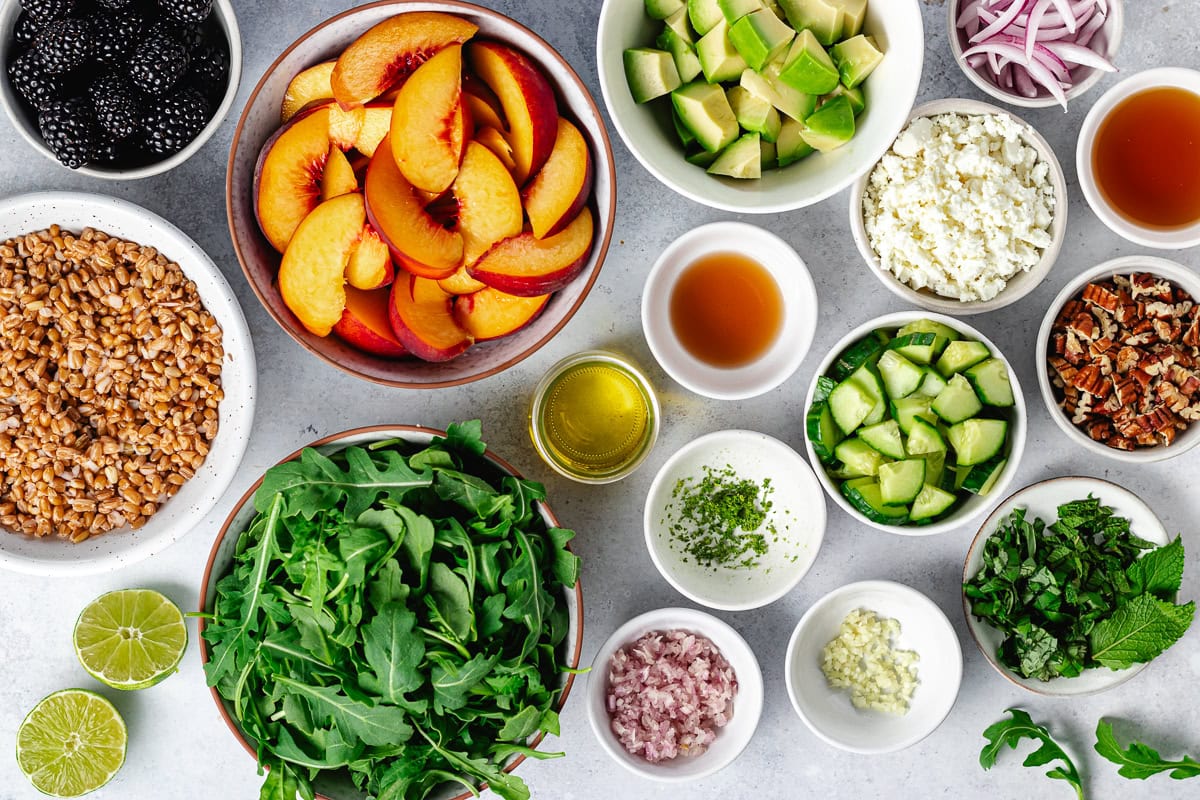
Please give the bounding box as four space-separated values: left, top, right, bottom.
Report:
321 144 358 200
346 226 393 289
469 208 594 296
334 285 408 358
278 192 365 337
255 105 332 253
331 12 478 109
281 61 334 122
467 41 559 185
390 44 466 194
454 288 549 341
454 141 523 267
387 274 473 362
438 266 487 296
474 126 517 176
523 118 593 238
462 75 506 131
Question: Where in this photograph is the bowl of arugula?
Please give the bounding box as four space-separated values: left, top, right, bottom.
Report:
962 477 1193 696
198 421 583 800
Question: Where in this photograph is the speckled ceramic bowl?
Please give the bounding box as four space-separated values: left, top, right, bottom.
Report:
0 191 256 576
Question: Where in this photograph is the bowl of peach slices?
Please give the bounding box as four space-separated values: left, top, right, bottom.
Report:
227 0 616 388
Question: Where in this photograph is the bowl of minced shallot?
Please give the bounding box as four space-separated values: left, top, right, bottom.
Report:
586 607 763 782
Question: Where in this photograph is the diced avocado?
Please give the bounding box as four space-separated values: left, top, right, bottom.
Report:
688 0 725 35
727 85 782 142
718 0 763 23
624 49 682 104
828 0 867 36
728 9 796 71
657 26 704 82
800 94 854 151
740 66 818 122
778 0 843 46
664 7 697 43
778 30 840 95
673 108 696 146
776 116 815 165
763 0 787 21
822 83 865 115
685 147 720 166
671 82 739 153
646 0 686 20
708 132 762 179
760 138 777 169
830 34 883 89
696 20 749 84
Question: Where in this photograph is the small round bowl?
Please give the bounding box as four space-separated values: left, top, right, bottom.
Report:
644 430 826 611
1077 67 1200 249
228 0 616 389
784 580 962 754
0 0 242 179
947 0 1123 109
586 607 764 781
963 476 1170 696
596 0 924 213
1035 255 1200 463
850 98 1067 315
0 191 256 576
641 222 818 400
198 425 584 800
804 310 1027 536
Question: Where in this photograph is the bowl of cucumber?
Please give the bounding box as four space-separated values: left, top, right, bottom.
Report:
804 312 1026 535
595 0 924 213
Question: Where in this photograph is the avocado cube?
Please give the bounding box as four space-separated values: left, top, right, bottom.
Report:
828 0 867 36
742 64 818 121
763 0 788 21
663 7 697 43
728 9 796 71
718 0 764 23
657 26 704 82
708 132 762 179
727 85 782 141
778 0 843 45
645 0 686 20
801 94 854 151
671 82 740 152
696 19 749 83
760 138 777 170
776 116 815 165
686 147 720 167
688 0 725 35
673 108 696 146
623 48 682 104
822 82 865 115
778 30 840 94
830 34 884 89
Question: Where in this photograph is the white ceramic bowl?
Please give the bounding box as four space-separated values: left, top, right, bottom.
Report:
0 0 242 179
784 580 962 754
595 0 924 213
0 191 256 576
947 0 1123 109
804 311 1027 536
641 222 818 400
644 430 826 611
1076 67 1200 249
962 476 1170 696
1035 255 1200 463
587 607 764 781
850 98 1067 316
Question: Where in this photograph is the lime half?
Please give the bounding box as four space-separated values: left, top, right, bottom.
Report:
16 689 127 797
73 589 187 691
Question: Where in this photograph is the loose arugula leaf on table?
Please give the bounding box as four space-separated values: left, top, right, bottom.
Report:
980 709 1084 800
1094 719 1200 780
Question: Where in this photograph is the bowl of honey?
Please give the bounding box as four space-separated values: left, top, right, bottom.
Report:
1077 67 1200 250
641 222 819 401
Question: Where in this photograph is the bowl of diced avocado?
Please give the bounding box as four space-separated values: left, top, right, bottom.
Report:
803 312 1027 536
596 0 924 212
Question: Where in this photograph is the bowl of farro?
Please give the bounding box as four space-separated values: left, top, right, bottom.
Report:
0 191 256 576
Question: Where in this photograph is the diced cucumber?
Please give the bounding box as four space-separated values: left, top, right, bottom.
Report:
688 0 725 35
917 448 946 488
776 117 814 165
962 456 1007 496
897 319 959 357
878 459 926 505
848 363 886 426
831 330 887 381
947 418 1008 466
913 366 947 399
671 82 739 152
828 0 867 36
828 378 874 435
718 0 763 22
892 396 936 435
727 86 782 142
778 29 840 95
964 358 1015 408
696 19 749 83
909 484 957 522
664 7 697 43
807 400 843 464
624 49 683 104
832 437 890 478
778 0 843 45
932 374 983 424
886 332 938 365
728 8 795 71
708 132 762 179
647 0 687 20
657 26 704 82
829 34 883 89
876 349 923 400
813 374 836 403
952 463 970 490
935 339 990 378
821 82 865 115
843 480 909 525
858 419 905 460
905 418 946 455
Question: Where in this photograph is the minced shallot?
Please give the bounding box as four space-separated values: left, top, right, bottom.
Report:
606 629 737 763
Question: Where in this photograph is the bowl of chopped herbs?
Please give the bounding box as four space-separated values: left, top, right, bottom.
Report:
962 477 1193 696
197 421 584 800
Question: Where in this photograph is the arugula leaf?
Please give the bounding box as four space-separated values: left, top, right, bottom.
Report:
428 562 473 642
1090 595 1195 670
981 709 1084 800
258 446 431 519
337 525 390 586
431 652 499 711
362 604 425 704
1094 719 1200 780
440 419 488 457
273 676 413 747
259 762 306 800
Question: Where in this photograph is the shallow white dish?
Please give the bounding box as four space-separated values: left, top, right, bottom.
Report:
962 476 1170 696
0 191 256 576
1035 255 1200 463
587 607 764 781
849 98 1067 315
595 0 924 213
1076 67 1200 249
641 222 818 400
644 430 826 611
785 580 962 754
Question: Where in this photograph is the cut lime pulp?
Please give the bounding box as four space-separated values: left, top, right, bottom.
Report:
73 588 187 691
16 689 127 797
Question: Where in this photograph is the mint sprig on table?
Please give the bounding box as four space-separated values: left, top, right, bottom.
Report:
202 421 579 800
980 709 1083 800
964 496 1193 681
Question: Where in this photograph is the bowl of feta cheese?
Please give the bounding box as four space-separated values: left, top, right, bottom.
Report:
849 99 1067 316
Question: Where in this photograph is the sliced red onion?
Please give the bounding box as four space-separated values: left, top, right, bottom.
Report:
1076 9 1107 46
1042 40 1118 71
970 0 1028 44
1025 0 1054 60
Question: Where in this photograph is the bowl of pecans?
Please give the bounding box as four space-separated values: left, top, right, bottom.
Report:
1036 256 1200 463
0 191 255 575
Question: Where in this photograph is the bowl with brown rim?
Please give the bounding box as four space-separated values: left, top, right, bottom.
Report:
226 0 616 389
197 424 585 800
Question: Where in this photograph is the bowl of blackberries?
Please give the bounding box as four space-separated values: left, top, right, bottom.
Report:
0 0 240 177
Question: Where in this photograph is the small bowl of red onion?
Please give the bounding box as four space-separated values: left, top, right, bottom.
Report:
586 607 764 782
949 0 1124 110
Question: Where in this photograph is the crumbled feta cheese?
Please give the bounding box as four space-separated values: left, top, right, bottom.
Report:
821 608 919 714
862 112 1056 303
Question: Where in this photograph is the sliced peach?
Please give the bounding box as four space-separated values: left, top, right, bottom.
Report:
387 274 473 362
438 266 487 295
331 12 478 109
346 226 393 289
523 119 593 239
334 286 408 358
467 42 558 185
354 105 393 157
255 106 332 253
474 126 517 176
454 288 549 341
278 193 365 337
463 75 506 131
390 44 466 194
328 105 364 150
364 134 463 279
468 208 593 296
281 61 334 122
454 141 523 268
321 144 358 201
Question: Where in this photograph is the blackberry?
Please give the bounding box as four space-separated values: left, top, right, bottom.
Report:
89 72 140 140
146 17 203 52
14 12 47 46
8 51 63 109
186 40 226 101
38 97 102 168
19 0 76 22
141 87 208 154
88 9 146 65
95 0 136 9
156 0 212 25
126 32 188 95
31 18 92 74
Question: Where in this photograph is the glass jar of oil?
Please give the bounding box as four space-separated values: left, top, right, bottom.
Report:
530 350 660 484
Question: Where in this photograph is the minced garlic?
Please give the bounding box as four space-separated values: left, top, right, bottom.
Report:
821 608 919 714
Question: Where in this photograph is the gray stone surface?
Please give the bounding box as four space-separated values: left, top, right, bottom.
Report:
1 1 1199 798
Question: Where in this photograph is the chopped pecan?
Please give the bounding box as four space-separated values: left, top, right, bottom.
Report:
1065 331 1087 365
1089 336 1116 356
1153 317 1182 343
1068 312 1096 339
1071 364 1109 396
1082 281 1120 311
1184 317 1200 347
1157 381 1189 413
1109 435 1137 451
1131 368 1153 389
1115 346 1140 373
1112 376 1139 406
1131 273 1173 302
